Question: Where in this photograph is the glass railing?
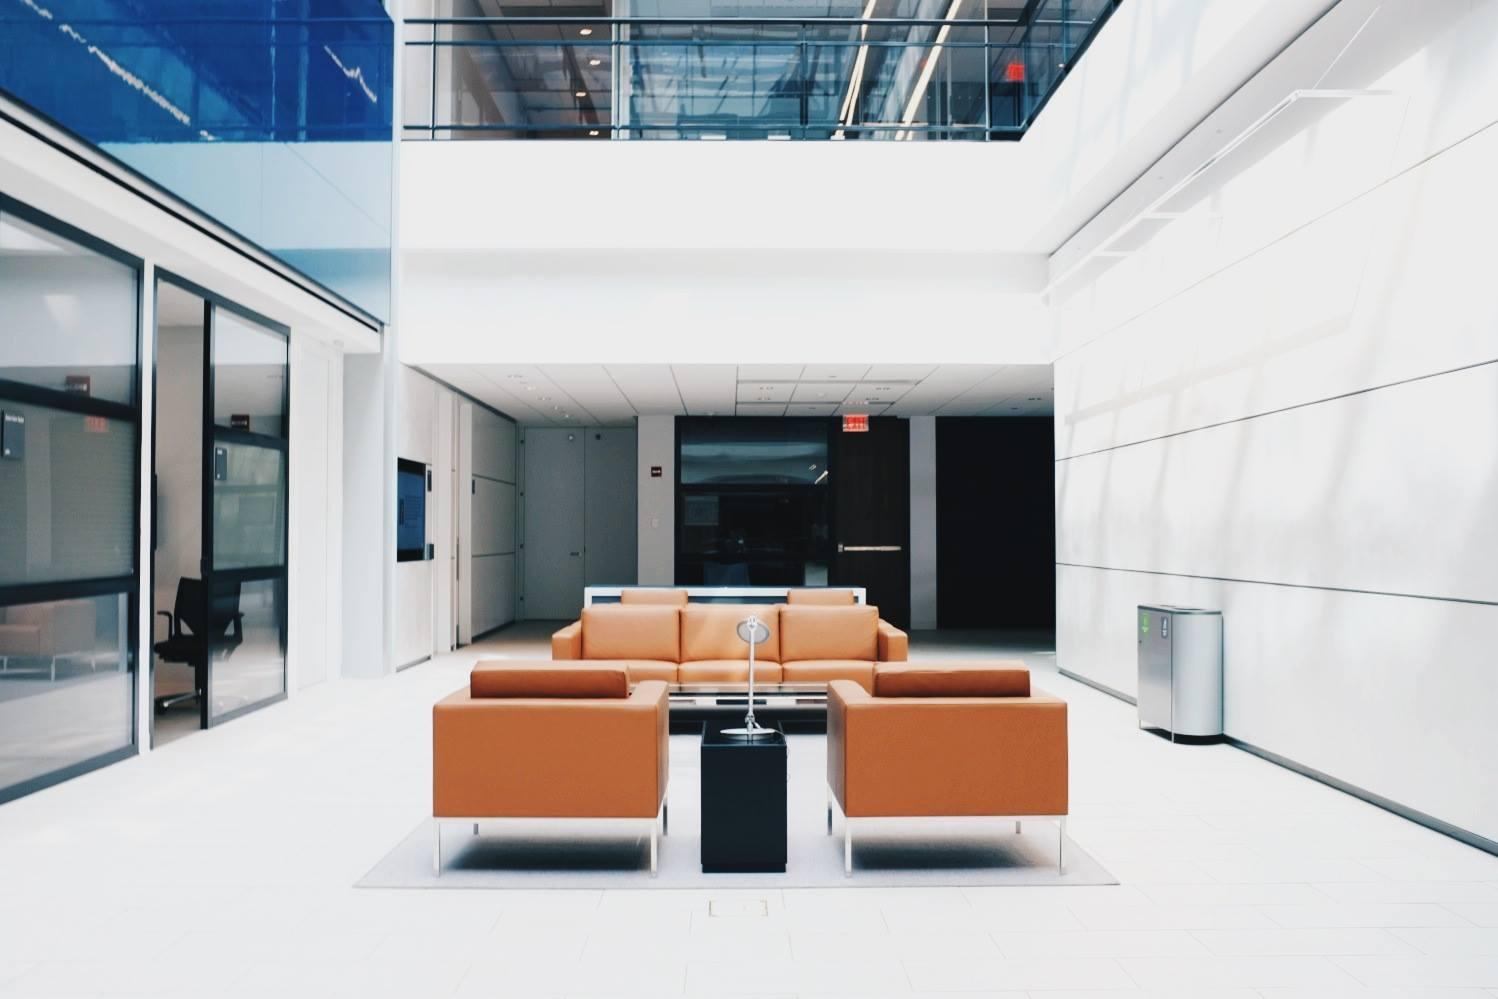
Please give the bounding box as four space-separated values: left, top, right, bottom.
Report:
403 2 1119 140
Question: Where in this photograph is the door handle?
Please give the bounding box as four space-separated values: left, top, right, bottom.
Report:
569 551 581 557
837 545 903 553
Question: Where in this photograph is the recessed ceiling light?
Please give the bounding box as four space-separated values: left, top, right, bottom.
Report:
524 385 535 391
540 396 552 401
575 90 588 99
589 58 602 66
578 27 593 36
588 129 600 136
506 374 523 380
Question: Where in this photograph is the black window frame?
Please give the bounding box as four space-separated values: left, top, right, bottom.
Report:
0 192 144 806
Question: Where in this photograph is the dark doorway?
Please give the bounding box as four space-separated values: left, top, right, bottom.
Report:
936 417 1054 629
830 417 910 629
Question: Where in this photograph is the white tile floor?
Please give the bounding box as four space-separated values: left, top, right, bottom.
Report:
2 623 1497 998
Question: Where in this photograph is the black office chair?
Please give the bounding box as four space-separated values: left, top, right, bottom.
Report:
154 578 243 710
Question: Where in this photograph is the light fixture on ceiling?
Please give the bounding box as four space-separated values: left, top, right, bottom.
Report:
506 374 523 380
589 57 602 66
575 90 588 99
540 396 552 401
524 385 535 391
589 129 600 136
578 27 593 36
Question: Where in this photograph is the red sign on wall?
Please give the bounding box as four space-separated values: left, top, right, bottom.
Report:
842 414 870 433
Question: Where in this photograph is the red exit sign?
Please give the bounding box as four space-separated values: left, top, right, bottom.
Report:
842 414 869 433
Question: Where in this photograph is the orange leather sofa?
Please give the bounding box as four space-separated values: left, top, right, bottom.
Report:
827 661 1069 874
550 601 908 689
432 662 669 876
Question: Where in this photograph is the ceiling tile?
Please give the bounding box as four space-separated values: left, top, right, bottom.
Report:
801 364 869 382
672 364 737 415
789 382 851 403
864 364 937 381
735 402 787 416
604 364 685 414
736 381 796 403
836 402 889 416
785 402 839 416
738 364 803 380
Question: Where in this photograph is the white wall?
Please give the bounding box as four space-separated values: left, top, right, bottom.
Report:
637 415 675 585
1052 0 1498 847
395 365 442 667
288 336 343 690
908 415 938 630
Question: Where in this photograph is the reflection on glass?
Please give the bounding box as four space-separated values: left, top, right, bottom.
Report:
404 0 1120 140
0 593 133 795
207 578 285 722
0 212 138 404
677 418 832 585
213 309 287 438
0 401 135 586
212 442 287 571
0 0 394 318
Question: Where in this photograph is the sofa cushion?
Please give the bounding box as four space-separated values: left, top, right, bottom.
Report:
614 660 680 684
470 661 629 699
680 604 780 663
781 659 875 691
779 605 879 662
581 605 680 662
874 662 1030 698
679 660 785 684
785 588 857 606
619 588 689 606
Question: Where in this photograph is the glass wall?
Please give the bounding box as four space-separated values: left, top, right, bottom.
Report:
0 0 394 319
403 0 1120 140
0 198 139 804
205 305 288 725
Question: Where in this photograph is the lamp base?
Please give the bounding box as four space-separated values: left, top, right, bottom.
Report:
720 724 773 740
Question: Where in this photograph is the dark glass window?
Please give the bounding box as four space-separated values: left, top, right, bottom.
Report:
397 459 427 561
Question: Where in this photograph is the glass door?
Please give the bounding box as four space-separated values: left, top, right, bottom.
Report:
201 305 288 727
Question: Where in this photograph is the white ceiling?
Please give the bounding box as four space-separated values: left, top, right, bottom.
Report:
418 363 1052 427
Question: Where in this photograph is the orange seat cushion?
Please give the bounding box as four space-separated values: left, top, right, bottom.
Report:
618 589 690 606
785 589 857 606
615 660 680 684
874 662 1031 698
678 660 785 684
680 604 781 663
779 605 879 662
581 605 681 662
781 660 875 690
470 661 629 699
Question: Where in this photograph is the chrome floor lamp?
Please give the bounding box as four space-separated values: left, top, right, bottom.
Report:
722 614 771 739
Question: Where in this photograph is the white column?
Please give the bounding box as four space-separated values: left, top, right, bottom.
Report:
135 263 156 751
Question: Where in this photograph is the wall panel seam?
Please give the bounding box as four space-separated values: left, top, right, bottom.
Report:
1054 114 1498 364
1056 355 1498 462
1056 561 1498 608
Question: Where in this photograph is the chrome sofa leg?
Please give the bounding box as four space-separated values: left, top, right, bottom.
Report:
649 820 658 877
662 801 669 836
472 822 479 836
433 822 442 877
1015 820 1022 835
844 821 853 877
1059 816 1066 875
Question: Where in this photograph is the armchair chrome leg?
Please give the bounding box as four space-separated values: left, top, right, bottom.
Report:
433 822 442 877
1015 820 1022 835
1058 816 1066 875
844 821 853 877
649 820 658 877
472 822 479 836
662 801 668 836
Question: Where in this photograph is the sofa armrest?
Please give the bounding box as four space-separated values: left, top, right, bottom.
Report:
433 680 668 819
876 620 908 661
830 683 1067 818
551 620 582 659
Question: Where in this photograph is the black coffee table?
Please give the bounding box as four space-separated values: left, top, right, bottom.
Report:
699 721 787 873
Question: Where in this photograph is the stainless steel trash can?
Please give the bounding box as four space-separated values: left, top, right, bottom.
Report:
1137 605 1223 741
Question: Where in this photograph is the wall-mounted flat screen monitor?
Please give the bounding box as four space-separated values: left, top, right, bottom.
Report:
679 419 828 485
396 458 426 561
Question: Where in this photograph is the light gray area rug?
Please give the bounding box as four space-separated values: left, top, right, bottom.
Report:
359 734 1116 889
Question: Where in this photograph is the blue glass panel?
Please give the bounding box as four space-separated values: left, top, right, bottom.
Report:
0 0 393 320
